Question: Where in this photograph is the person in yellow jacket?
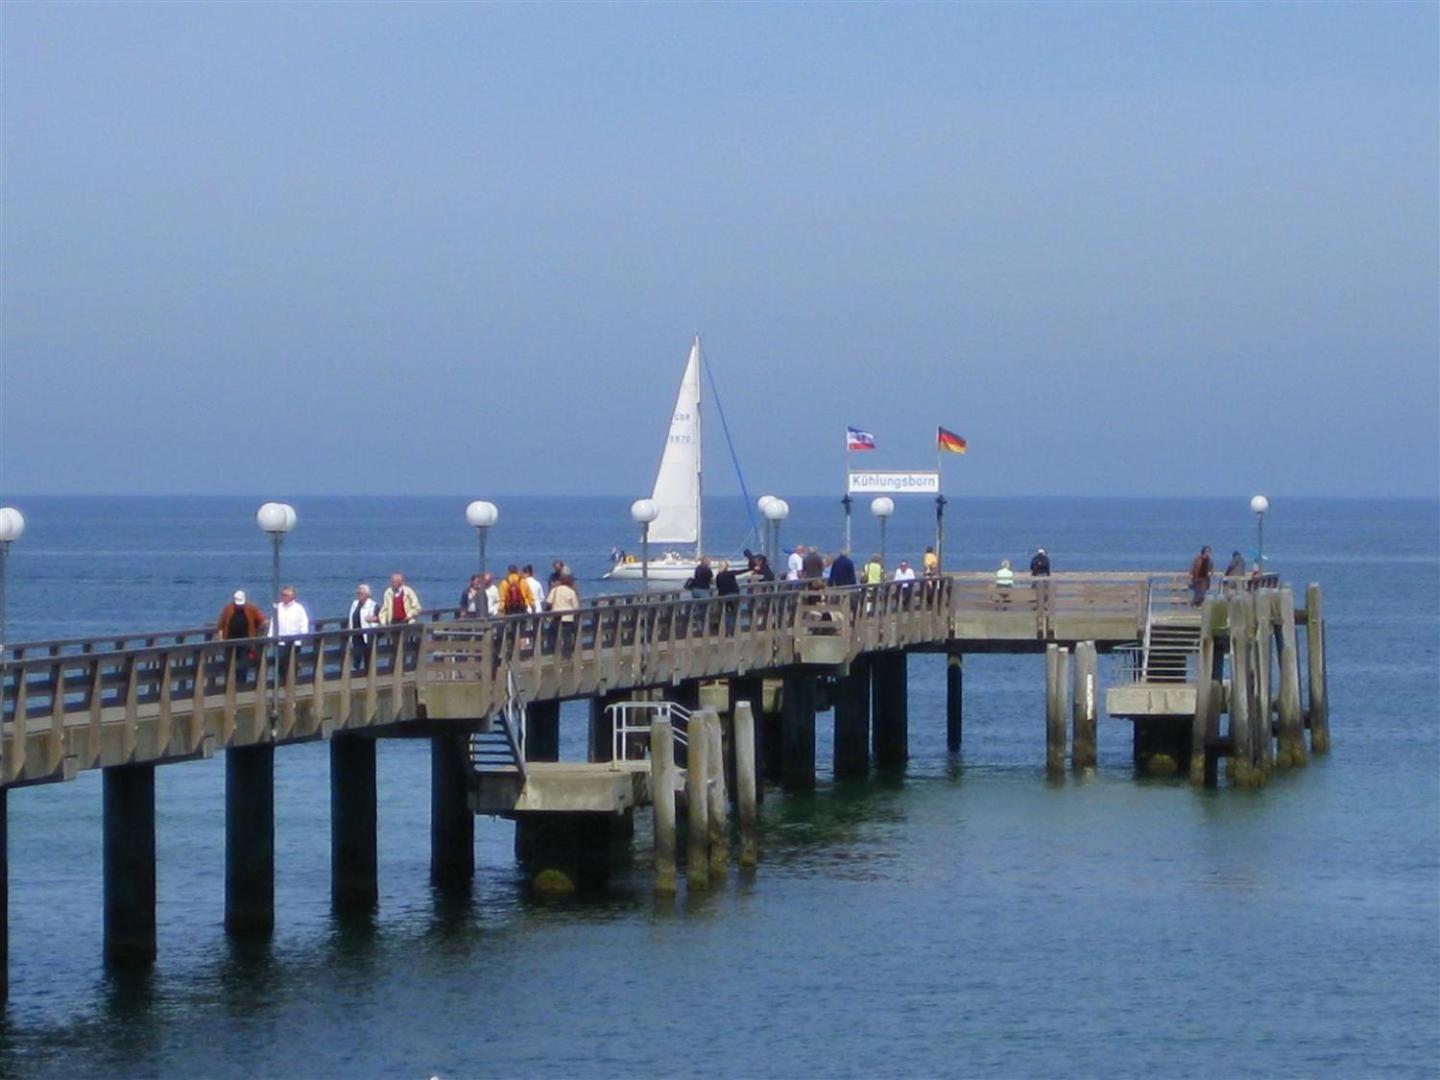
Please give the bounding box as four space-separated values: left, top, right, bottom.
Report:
379 572 422 624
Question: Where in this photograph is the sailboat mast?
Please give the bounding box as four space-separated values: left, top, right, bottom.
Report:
695 335 703 560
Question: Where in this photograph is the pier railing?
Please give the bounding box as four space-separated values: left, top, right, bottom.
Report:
0 572 1209 786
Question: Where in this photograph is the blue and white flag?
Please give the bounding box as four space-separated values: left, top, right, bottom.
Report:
846 426 876 452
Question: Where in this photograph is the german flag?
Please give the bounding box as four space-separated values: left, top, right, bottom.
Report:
937 426 967 454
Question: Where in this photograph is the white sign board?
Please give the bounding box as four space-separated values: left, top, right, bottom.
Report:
847 471 941 495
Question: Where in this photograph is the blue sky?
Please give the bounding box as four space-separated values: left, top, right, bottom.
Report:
2 2 1435 497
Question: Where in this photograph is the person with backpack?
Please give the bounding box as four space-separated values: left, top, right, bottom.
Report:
499 565 533 616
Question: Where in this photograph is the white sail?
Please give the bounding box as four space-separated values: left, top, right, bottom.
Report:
647 338 702 546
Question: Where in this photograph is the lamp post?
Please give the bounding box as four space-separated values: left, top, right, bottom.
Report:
0 507 26 678
465 500 499 577
256 502 297 720
871 497 894 570
762 497 789 571
757 496 775 566
630 498 659 595
1250 494 1269 567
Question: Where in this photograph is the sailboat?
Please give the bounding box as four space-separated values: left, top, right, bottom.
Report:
605 336 724 582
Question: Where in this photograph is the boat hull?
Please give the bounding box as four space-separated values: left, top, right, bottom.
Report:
603 556 699 581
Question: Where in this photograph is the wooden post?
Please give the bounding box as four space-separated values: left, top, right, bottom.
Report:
705 712 729 879
1190 599 1215 785
872 651 909 769
430 732 474 889
650 718 677 894
1071 641 1097 771
103 764 157 965
1227 595 1255 787
734 700 758 868
1253 591 1274 777
781 670 816 790
1275 588 1306 768
226 743 276 932
729 678 765 804
1305 583 1330 753
685 714 710 892
946 648 964 753
1045 644 1067 776
330 734 378 911
832 657 870 779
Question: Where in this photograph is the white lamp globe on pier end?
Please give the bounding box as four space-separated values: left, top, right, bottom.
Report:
465 500 499 576
871 497 895 570
0 506 26 662
761 496 789 568
256 501 297 720
1250 494 1269 567
630 499 659 593
256 502 297 536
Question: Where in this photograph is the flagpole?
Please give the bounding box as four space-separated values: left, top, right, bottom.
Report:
843 442 853 553
936 438 944 570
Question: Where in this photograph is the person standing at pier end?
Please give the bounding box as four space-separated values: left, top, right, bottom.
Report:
829 550 857 587
685 557 714 599
1188 546 1213 606
787 544 805 581
523 565 547 613
460 575 486 617
271 585 310 675
347 583 379 671
1030 547 1052 623
923 546 939 578
546 573 579 654
995 559 1014 603
1224 550 1246 588
864 553 884 585
217 589 268 685
380 572 421 624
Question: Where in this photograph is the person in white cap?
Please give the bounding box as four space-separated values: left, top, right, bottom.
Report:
216 589 269 686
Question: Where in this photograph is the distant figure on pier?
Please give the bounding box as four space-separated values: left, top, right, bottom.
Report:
893 560 916 583
217 590 268 685
551 558 569 589
459 575 487 618
787 544 806 581
802 547 825 581
483 572 499 617
1224 550 1246 585
499 565 533 616
923 546 939 578
380 572 422 625
1029 548 1051 576
685 556 714 598
547 573 580 653
347 584 379 670
864 553 884 585
995 559 1014 603
751 553 775 582
1188 546 1213 606
524 565 547 613
271 585 310 673
829 550 857 587
715 560 741 596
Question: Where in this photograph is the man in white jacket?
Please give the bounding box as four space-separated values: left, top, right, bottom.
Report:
271 585 310 676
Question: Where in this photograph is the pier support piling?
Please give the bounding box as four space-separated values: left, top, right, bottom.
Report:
872 651 909 769
103 764 156 965
1227 595 1257 786
734 700 758 868
650 718 677 894
946 648 964 753
1276 588 1306 768
526 700 560 762
781 671 817 790
1305 583 1331 753
330 734 377 911
833 658 870 779
1045 645 1068 776
729 678 766 803
1190 600 1216 785
1254 592 1275 777
685 713 711 891
430 732 474 889
1071 642 1097 771
225 743 275 933
704 713 729 879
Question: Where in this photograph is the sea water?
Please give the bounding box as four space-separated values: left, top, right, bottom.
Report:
0 495 1435 1077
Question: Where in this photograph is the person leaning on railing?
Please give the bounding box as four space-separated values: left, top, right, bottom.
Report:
995 560 1014 604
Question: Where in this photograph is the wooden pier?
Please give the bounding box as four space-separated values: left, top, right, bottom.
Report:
0 570 1330 998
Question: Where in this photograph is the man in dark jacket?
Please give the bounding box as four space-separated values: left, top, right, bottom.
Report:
829 550 857 587
1029 548 1051 576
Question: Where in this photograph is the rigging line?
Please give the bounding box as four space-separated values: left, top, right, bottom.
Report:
702 346 760 543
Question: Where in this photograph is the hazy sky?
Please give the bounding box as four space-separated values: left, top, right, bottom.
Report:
2 2 1436 498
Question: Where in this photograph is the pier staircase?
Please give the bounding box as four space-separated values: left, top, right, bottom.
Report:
468 671 527 813
1143 621 1201 683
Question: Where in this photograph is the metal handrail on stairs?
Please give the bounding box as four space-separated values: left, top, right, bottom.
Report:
608 700 693 768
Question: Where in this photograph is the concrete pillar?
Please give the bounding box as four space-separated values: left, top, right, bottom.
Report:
945 649 964 753
1228 594 1256 786
871 651 909 769
686 716 710 891
734 700 758 868
430 732 474 888
1276 588 1307 768
1253 592 1275 777
705 713 729 879
103 764 156 965
650 718 677 894
1045 645 1068 776
226 743 275 933
1305 583 1330 753
526 699 560 762
1190 600 1216 786
832 658 870 779
729 677 766 804
330 735 377 911
1071 642 1097 771
781 671 817 790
